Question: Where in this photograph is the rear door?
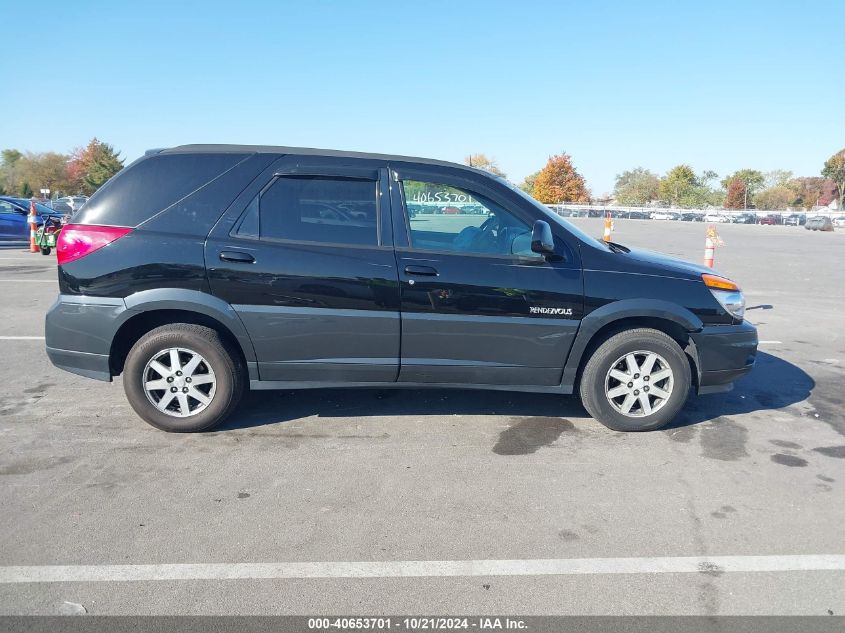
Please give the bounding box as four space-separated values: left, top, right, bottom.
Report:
206 156 400 383
389 165 584 386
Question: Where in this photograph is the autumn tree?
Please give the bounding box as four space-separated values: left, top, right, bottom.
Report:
531 153 590 204
789 176 827 209
613 167 659 206
464 153 506 178
724 177 747 209
754 186 794 210
821 148 845 206
721 169 764 197
15 152 73 197
68 138 125 195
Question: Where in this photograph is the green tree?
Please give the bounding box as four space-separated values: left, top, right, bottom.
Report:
764 170 793 189
532 153 590 204
821 148 845 206
464 153 506 178
19 182 33 198
0 149 23 195
658 165 698 207
613 167 659 206
520 170 539 197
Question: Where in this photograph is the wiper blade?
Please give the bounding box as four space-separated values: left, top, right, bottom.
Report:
606 241 630 253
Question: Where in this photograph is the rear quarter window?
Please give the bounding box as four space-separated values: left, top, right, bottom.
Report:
73 153 249 227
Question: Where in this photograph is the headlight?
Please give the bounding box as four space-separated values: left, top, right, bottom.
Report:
702 273 745 320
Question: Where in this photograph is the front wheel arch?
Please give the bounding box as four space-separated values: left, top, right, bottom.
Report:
568 315 701 394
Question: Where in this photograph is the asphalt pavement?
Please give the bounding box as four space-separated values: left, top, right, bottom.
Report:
0 219 843 615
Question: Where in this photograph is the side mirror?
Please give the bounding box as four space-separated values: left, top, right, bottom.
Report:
531 220 554 255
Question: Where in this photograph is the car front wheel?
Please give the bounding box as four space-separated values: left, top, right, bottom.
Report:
579 328 691 431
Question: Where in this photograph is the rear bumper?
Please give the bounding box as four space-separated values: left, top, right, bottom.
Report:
45 294 126 382
690 320 758 393
46 346 111 382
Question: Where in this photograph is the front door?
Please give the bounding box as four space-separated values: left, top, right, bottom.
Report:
206 157 400 383
390 166 583 386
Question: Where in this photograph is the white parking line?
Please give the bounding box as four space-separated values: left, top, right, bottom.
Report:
0 336 45 340
0 279 55 283
1 555 844 583
758 340 783 344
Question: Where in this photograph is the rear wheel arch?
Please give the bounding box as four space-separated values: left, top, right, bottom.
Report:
110 309 249 377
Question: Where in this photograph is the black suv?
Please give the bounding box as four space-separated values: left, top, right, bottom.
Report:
46 145 757 432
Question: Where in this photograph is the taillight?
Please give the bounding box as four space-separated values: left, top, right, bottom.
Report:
56 224 133 265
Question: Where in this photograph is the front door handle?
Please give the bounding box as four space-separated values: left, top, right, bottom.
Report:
404 265 438 276
219 251 255 264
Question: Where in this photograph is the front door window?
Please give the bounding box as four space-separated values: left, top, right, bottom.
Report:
401 180 539 258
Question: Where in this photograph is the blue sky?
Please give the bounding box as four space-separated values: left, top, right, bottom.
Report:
2 0 843 194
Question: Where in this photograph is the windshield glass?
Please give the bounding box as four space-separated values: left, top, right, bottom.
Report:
494 176 610 249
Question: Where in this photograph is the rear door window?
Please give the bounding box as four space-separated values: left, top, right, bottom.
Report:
256 176 378 246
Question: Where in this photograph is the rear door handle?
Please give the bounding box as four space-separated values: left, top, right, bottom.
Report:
219 251 255 264
404 265 438 276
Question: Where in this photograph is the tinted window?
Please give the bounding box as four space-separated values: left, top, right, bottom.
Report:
259 176 377 246
401 179 538 257
74 153 248 227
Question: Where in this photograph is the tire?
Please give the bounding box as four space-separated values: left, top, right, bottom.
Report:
578 328 691 432
123 324 245 432
40 247 51 255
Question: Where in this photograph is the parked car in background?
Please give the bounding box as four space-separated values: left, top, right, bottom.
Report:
759 215 782 225
681 212 705 222
704 213 729 223
732 213 757 224
805 216 834 231
56 196 89 212
45 199 73 213
650 211 672 220
833 216 845 228
784 213 806 226
0 196 61 242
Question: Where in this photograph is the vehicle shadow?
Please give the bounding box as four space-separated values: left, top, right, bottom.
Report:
217 351 813 432
664 351 815 429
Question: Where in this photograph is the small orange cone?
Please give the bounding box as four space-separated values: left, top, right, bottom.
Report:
602 214 613 242
29 199 39 253
703 225 723 268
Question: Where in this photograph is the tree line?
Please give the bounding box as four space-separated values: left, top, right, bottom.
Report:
465 148 845 210
0 139 124 198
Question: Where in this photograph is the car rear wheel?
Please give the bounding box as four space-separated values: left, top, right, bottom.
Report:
579 328 691 431
123 324 245 432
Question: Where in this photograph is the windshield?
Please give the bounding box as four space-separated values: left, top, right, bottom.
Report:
495 176 610 250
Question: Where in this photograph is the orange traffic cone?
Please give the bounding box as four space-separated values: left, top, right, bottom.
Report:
29 199 38 253
602 214 613 242
703 225 723 268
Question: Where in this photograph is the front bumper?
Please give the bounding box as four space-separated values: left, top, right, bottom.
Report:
690 320 758 394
